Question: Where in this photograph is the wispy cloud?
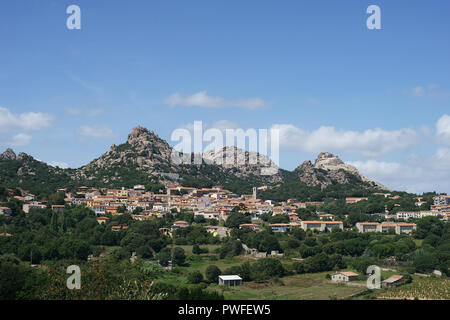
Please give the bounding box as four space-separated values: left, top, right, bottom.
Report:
407 84 449 98
164 91 270 110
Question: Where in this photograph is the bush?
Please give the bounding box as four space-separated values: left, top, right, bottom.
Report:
187 270 204 284
173 247 186 266
250 258 284 281
205 265 221 283
192 244 209 255
175 238 187 245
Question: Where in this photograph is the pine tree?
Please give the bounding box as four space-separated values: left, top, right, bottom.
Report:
50 212 58 233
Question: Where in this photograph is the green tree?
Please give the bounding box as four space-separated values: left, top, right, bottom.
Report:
205 265 221 283
173 247 186 266
187 270 204 284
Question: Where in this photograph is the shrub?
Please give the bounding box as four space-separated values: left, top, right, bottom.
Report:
250 258 284 281
187 270 204 284
205 265 221 283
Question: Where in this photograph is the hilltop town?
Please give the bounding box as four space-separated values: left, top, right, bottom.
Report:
7 184 450 234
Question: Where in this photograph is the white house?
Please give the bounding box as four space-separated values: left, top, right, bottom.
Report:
331 272 359 282
219 275 243 286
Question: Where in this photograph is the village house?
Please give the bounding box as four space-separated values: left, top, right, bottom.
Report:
23 194 36 201
171 220 189 231
195 210 219 220
356 222 417 235
356 222 379 233
433 195 450 206
300 221 344 232
345 197 368 204
51 205 65 213
239 224 261 232
0 207 12 215
93 204 106 215
295 201 324 209
106 206 118 215
111 226 128 232
96 216 109 224
71 198 88 206
317 213 335 221
396 211 443 220
331 272 359 282
218 275 242 286
204 225 229 239
22 203 47 213
269 223 291 233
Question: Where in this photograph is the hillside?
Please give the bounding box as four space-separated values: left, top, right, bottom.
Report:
0 126 388 197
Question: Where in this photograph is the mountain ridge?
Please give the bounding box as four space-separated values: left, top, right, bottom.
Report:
0 126 388 195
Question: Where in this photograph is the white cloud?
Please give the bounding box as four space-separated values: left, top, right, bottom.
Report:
164 91 269 109
348 149 450 194
0 107 54 133
78 125 116 139
436 114 450 144
271 124 419 157
2 133 33 147
47 161 70 169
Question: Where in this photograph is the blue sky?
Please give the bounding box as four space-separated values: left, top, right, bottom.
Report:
1 0 450 194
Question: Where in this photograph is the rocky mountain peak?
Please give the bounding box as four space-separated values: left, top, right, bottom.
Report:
125 126 170 151
202 146 282 182
295 160 313 172
127 126 158 143
314 152 344 169
295 152 388 190
0 148 16 160
17 152 33 161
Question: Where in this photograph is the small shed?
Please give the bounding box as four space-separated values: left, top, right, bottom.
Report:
219 275 243 286
381 275 404 288
331 272 359 282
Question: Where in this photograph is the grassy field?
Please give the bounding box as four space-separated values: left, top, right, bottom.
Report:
166 244 222 256
158 245 449 300
209 272 367 300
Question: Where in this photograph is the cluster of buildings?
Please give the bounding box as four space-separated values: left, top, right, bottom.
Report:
3 185 450 237
389 195 450 222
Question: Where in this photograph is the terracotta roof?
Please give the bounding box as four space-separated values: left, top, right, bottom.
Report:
339 272 359 277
